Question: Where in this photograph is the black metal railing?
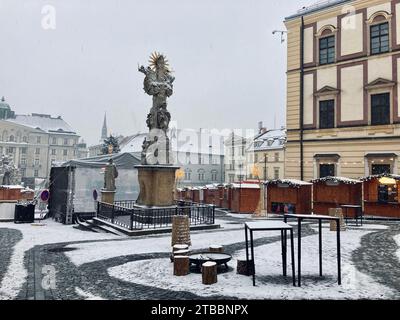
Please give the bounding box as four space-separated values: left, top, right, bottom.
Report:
96 200 215 231
114 200 137 209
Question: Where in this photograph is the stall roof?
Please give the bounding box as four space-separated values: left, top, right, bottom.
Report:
361 174 400 181
59 152 140 170
229 183 260 189
205 184 219 190
265 179 312 187
312 176 361 184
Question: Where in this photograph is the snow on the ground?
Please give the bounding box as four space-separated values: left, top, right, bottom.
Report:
394 234 400 263
75 287 105 300
108 228 395 300
65 228 281 267
0 220 119 300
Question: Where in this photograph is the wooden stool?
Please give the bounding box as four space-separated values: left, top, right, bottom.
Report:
172 244 189 252
173 256 189 276
202 261 217 285
174 249 190 256
236 258 254 276
209 245 224 253
170 245 190 262
329 208 346 231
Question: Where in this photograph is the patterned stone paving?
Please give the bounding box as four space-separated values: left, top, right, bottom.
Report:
1 216 400 300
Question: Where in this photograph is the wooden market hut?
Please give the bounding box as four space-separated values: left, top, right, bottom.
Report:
312 176 362 217
175 188 184 201
362 174 400 218
182 187 194 202
228 183 260 214
265 179 312 215
192 187 202 203
204 184 219 205
217 183 230 209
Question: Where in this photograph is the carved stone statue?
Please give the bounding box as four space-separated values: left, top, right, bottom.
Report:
138 52 175 165
103 159 118 191
0 155 21 186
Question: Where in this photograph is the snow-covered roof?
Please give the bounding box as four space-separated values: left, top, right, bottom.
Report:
0 185 24 189
229 183 260 189
361 174 400 181
205 184 219 190
7 114 76 134
120 129 225 156
312 176 361 184
249 128 286 152
286 0 350 21
265 179 312 187
59 152 140 170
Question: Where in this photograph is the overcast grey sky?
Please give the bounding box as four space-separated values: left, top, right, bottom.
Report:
0 0 311 145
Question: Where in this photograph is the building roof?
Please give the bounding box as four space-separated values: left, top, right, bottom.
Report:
249 128 286 152
285 0 351 21
7 114 77 134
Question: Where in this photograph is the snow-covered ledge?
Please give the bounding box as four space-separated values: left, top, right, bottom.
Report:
0 200 17 221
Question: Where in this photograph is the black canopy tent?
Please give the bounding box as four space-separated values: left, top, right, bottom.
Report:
48 153 140 224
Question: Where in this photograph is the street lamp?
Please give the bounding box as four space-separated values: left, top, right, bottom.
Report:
272 30 288 43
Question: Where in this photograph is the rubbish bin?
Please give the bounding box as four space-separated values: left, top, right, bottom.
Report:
14 203 35 224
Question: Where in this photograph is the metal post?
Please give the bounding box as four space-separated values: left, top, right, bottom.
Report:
245 224 249 276
337 219 342 285
290 228 296 286
111 204 115 224
250 230 255 286
319 219 323 277
297 218 302 287
130 209 133 230
281 230 285 276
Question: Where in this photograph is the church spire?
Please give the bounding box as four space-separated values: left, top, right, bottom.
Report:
101 112 108 141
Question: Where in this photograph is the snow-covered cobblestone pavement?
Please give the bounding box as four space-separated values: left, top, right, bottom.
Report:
0 216 399 300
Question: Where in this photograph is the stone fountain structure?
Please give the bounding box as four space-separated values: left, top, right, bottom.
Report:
136 52 180 207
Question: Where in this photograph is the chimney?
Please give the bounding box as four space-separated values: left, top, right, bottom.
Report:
258 121 267 134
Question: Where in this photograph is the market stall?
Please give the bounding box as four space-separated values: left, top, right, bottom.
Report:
265 179 312 215
204 184 219 205
362 174 400 218
48 152 140 223
228 183 260 214
312 176 362 217
217 183 230 209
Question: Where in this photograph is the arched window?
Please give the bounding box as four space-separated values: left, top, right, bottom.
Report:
211 170 218 181
198 169 205 181
184 169 192 181
9 135 15 142
316 25 337 65
366 11 392 55
22 136 28 143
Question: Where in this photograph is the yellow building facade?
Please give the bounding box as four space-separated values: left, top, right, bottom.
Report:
285 0 400 180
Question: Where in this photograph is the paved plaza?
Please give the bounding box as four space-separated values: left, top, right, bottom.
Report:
0 212 400 300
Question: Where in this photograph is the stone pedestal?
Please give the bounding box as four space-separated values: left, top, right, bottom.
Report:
101 189 116 204
135 165 180 207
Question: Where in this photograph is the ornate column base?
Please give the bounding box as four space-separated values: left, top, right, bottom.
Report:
101 189 116 204
135 165 180 207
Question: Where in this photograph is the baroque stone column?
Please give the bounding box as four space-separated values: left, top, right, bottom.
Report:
135 52 179 207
